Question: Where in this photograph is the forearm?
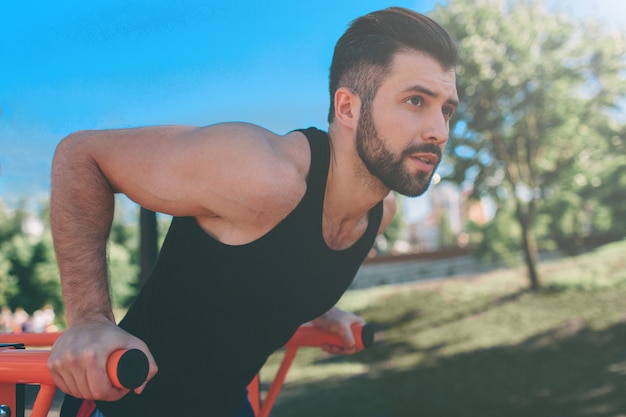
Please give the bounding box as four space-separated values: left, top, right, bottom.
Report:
50 132 116 326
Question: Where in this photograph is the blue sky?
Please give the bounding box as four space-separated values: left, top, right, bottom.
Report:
0 0 437 204
1 0 624 209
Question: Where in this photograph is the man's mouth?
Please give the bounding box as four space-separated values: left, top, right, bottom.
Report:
412 153 439 166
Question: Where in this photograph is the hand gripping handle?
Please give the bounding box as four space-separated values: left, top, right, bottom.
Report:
285 323 375 350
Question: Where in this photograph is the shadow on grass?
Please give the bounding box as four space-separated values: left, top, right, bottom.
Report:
316 289 533 371
417 289 531 332
272 321 626 417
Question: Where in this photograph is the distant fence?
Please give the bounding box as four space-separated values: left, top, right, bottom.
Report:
351 248 563 290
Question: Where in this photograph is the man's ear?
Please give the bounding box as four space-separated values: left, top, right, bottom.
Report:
333 87 361 130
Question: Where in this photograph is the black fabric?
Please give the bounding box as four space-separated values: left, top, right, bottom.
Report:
59 394 82 417
95 127 383 417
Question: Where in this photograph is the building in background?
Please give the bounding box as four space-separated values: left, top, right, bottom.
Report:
395 177 493 254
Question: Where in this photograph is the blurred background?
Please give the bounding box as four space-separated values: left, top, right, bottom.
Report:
1 1 626 415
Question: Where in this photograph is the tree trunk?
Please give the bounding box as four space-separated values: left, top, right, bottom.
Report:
139 208 158 289
516 205 541 290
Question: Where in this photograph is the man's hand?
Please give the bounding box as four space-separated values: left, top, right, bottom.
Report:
48 320 158 401
310 306 365 355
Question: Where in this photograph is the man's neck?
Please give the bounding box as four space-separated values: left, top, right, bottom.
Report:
320 126 388 250
325 125 389 218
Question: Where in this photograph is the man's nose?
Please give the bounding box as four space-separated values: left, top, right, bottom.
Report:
421 111 449 144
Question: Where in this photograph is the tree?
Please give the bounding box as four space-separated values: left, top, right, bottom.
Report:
432 0 626 289
0 202 20 306
437 210 457 249
109 199 144 308
589 126 626 238
0 201 62 313
0 250 17 307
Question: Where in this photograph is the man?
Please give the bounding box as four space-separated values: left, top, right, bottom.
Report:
49 7 459 417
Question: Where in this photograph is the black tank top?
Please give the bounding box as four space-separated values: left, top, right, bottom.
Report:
97 127 383 417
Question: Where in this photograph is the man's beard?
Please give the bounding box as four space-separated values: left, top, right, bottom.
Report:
356 104 441 197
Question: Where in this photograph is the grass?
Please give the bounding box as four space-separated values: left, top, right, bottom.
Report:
261 240 626 417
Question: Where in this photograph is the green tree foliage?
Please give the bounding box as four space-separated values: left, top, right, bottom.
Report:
0 197 146 321
468 207 522 265
437 211 457 249
6 232 62 313
109 202 142 308
108 241 140 308
0 201 62 313
432 0 626 289
590 127 626 236
0 250 17 307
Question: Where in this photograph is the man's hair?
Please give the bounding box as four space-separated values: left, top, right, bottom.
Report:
328 7 458 123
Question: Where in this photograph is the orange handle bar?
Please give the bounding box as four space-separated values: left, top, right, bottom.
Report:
0 347 149 390
250 322 374 417
285 323 374 350
0 331 62 346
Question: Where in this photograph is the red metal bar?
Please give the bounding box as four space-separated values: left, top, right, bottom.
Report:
258 346 298 417
248 374 261 416
0 350 56 385
286 323 369 350
0 348 55 417
253 323 370 417
0 324 370 417
0 332 62 347
0 381 18 417
30 384 57 417
0 347 148 417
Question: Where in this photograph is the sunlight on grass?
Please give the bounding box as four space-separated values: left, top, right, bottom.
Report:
261 351 370 385
268 239 626 417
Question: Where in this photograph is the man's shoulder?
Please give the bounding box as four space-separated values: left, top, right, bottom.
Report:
191 122 298 142
189 124 315 243
191 122 307 157
205 122 314 174
196 122 312 199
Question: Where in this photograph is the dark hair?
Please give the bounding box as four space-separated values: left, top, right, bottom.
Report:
328 7 458 123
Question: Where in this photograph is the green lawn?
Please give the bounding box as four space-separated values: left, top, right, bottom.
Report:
262 240 626 417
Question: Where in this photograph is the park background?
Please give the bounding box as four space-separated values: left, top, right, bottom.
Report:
1 0 626 416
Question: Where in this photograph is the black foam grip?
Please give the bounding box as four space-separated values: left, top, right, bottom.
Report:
360 324 375 348
116 349 149 389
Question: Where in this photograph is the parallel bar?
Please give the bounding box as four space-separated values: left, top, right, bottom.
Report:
0 350 55 385
30 384 57 417
285 323 371 350
0 333 62 347
258 347 298 417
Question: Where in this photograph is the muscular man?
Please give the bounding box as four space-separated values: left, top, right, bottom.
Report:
49 7 459 417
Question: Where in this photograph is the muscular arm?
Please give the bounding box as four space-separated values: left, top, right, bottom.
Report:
48 123 306 399
49 131 161 400
52 123 305 316
51 133 116 326
52 124 309 323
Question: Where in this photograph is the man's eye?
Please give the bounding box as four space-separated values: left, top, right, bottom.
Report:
443 106 455 119
406 96 423 106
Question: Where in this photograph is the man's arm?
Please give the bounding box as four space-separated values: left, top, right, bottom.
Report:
48 123 306 400
50 131 116 327
48 130 160 400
